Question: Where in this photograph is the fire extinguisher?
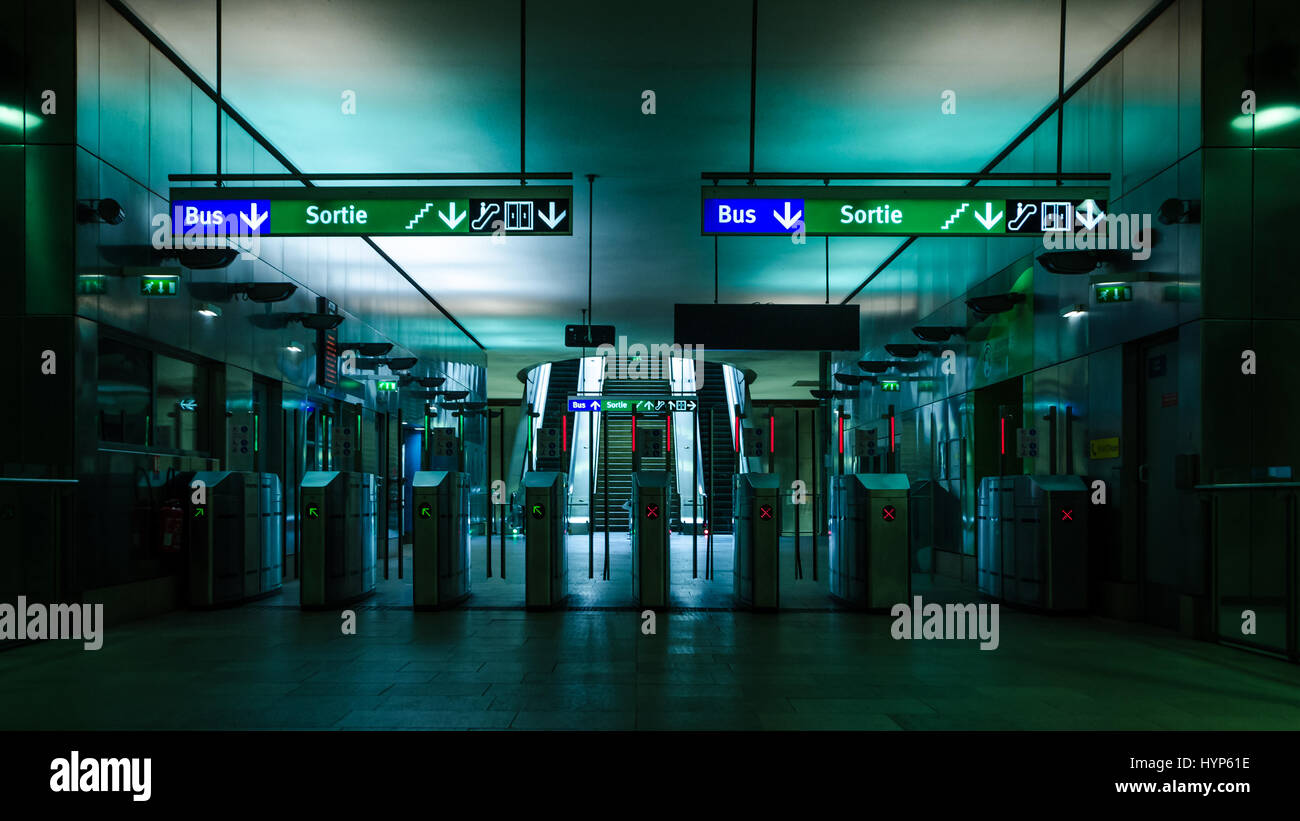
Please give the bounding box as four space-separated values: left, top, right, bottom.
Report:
158 497 185 553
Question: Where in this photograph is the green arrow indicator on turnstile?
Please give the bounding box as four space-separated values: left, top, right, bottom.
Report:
530 504 545 519
193 507 205 518
418 503 432 519
307 505 319 519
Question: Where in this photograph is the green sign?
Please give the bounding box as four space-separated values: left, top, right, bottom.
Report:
77 275 108 295
170 186 573 237
702 186 1109 237
140 275 179 296
1095 284 1133 303
880 381 901 392
377 380 398 392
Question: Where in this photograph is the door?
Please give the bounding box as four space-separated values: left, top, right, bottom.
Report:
1138 338 1181 628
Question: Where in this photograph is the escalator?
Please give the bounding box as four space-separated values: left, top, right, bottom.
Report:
593 374 675 532
536 359 580 472
697 361 735 534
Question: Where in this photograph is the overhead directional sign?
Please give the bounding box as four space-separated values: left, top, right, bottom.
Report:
169 186 573 237
568 397 698 413
702 186 1109 237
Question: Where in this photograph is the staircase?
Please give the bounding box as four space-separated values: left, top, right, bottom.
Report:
697 361 735 534
593 374 676 532
535 359 580 472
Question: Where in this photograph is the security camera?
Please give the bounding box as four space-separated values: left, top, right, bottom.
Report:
78 198 127 225
288 312 344 331
231 282 297 303
1158 198 1201 225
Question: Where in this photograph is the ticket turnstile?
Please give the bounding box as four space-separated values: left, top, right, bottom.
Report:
630 471 671 607
188 471 283 607
977 475 1089 610
733 473 781 610
829 473 910 610
523 471 567 608
299 471 378 608
411 470 471 609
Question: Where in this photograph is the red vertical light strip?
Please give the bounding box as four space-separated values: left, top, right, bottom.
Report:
632 414 637 451
1000 417 1005 455
890 415 895 452
769 415 775 453
838 415 844 454
666 414 672 452
734 416 740 452
562 413 568 451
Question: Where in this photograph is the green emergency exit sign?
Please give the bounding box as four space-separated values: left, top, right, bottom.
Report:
140 275 179 296
1094 284 1133 303
880 381 901 392
377 380 398 392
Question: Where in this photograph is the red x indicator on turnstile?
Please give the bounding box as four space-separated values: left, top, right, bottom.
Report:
1061 509 1073 521
645 503 660 519
758 504 774 520
881 505 896 521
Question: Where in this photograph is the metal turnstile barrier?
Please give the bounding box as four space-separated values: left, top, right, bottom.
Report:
411 470 471 609
631 471 670 607
977 475 1088 610
829 473 910 610
733 473 781 610
300 471 378 608
188 471 282 607
523 471 567 608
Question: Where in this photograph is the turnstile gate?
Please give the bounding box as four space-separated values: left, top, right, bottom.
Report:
631 471 670 607
188 471 283 607
829 473 910 610
733 473 781 610
523 471 568 608
300 471 378 608
411 470 471 609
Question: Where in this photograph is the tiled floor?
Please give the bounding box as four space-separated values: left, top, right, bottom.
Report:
2 536 1299 730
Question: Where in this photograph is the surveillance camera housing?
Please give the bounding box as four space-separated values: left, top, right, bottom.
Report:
1158 198 1201 225
231 282 297 303
911 325 965 343
98 198 126 225
966 293 1027 315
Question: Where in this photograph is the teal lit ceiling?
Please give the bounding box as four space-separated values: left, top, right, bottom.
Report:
125 0 1154 398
